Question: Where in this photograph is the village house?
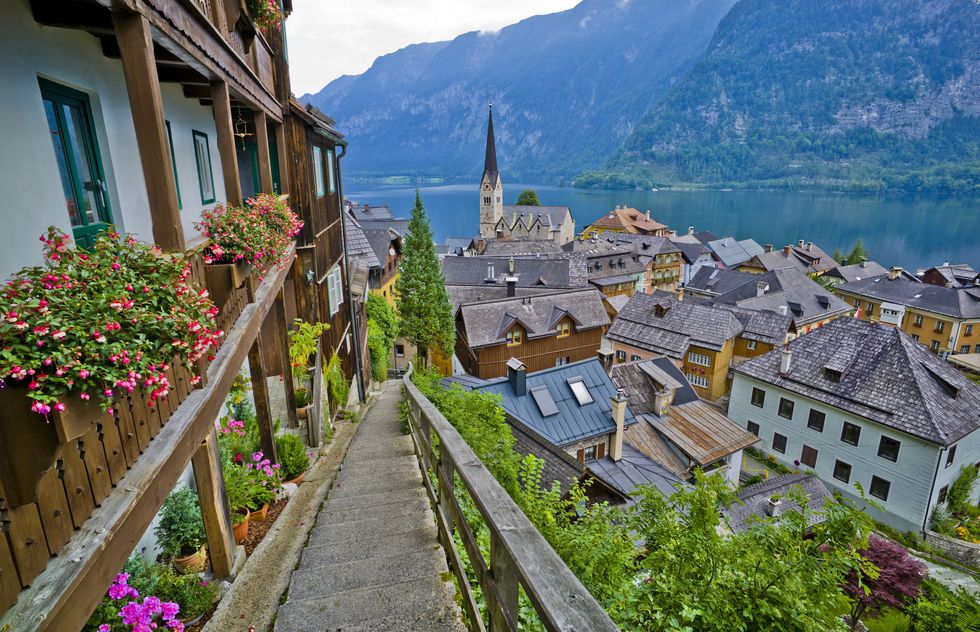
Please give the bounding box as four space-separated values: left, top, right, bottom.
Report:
563 235 684 296
454 288 609 378
669 237 715 286
737 240 837 276
579 206 670 239
729 318 980 532
821 259 891 286
835 268 980 355
442 254 588 290
705 236 766 269
919 262 979 288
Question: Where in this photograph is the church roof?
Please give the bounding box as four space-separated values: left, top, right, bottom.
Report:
483 105 499 188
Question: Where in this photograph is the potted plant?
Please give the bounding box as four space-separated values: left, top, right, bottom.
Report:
245 450 281 521
246 0 285 31
85 569 183 632
155 486 208 573
276 432 311 485
288 319 329 419
221 450 252 544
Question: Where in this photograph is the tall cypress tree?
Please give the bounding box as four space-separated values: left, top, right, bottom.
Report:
395 191 455 364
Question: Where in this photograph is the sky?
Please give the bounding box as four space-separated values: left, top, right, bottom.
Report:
286 0 581 96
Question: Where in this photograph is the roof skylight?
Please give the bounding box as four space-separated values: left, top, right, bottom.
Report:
567 378 594 406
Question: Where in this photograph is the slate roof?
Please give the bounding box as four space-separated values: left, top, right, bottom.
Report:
587 445 685 504
500 206 572 228
510 420 586 497
825 261 890 283
446 285 557 312
706 237 765 268
922 264 978 288
357 218 411 235
724 474 832 534
471 358 637 446
441 256 587 288
343 211 381 269
607 292 744 357
715 305 793 346
713 267 853 327
669 239 712 265
457 288 609 349
604 294 630 315
349 203 394 222
687 266 757 297
481 240 563 257
837 275 980 319
438 238 476 257
741 242 836 274
362 227 402 267
694 230 720 245
735 318 980 445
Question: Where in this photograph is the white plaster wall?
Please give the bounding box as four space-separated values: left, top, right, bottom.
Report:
0 0 226 278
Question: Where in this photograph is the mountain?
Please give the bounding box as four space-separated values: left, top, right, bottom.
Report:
302 0 737 182
579 0 980 192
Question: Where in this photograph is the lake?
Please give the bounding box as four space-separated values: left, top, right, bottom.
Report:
344 183 980 271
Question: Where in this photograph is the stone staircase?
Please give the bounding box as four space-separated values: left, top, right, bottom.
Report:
274 382 466 631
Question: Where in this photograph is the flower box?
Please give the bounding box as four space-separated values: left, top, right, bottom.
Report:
203 261 252 333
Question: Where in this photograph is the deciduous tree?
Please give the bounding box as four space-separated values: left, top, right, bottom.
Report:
843 534 926 630
516 189 541 206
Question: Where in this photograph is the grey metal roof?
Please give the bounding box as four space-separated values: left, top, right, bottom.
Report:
481 240 563 257
343 211 381 269
440 374 492 390
686 266 757 297
837 275 980 319
472 358 636 446
825 261 890 283
363 228 402 265
587 445 685 504
458 288 609 349
706 237 765 268
735 318 980 445
357 218 411 235
713 267 853 327
441 256 587 288
607 292 744 357
349 203 394 222
694 230 720 245
724 473 832 534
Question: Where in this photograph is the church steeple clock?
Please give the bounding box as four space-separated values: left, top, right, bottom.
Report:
479 104 504 239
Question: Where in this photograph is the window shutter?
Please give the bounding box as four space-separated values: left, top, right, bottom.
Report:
576 449 585 464
326 269 336 315
597 443 605 459
335 268 344 306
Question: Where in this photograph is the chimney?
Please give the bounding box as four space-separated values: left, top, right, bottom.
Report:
764 244 774 253
945 281 954 289
756 280 769 297
597 348 614 376
777 305 788 316
645 210 651 220
487 263 496 282
783 245 792 257
609 389 628 462
505 276 518 297
765 497 783 517
807 241 813 251
943 260 950 267
506 358 526 396
780 348 792 374
688 226 695 235
861 257 868 268
798 239 805 248
508 256 515 273
888 266 903 280
654 386 675 417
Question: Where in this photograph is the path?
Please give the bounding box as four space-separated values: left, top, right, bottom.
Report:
274 382 466 631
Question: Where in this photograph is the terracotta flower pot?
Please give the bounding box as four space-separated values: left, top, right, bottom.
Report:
233 510 250 544
284 471 306 486
173 545 207 574
251 503 270 522
296 405 311 420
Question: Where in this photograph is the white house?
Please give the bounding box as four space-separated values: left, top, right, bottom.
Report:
729 318 980 532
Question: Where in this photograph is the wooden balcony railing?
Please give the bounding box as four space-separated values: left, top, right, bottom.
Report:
401 365 618 632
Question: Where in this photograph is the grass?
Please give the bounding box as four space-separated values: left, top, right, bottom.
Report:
833 605 910 632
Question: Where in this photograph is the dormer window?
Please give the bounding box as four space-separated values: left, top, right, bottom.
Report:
556 319 571 338
567 377 593 406
506 328 523 347
824 368 842 382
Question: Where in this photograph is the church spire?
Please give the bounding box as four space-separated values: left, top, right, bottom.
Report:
483 103 499 187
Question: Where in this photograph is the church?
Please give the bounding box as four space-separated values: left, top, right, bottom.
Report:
478 107 575 244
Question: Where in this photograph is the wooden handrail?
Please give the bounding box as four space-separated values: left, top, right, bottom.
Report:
401 365 618 632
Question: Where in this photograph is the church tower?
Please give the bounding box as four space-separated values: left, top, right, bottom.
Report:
479 105 504 239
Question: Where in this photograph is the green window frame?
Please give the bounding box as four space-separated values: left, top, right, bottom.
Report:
165 120 181 209
192 130 216 204
312 145 325 198
326 148 336 194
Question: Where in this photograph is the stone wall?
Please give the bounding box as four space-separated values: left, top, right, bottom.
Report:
924 529 980 569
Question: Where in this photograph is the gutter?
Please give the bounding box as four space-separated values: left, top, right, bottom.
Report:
335 141 366 403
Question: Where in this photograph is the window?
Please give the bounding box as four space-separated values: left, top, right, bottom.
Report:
800 445 818 468
506 328 523 347
869 476 891 501
913 314 923 327
746 340 757 351
938 485 949 504
747 421 760 436
778 397 795 419
483 196 490 205
615 350 626 362
833 460 852 483
394 344 405 358
584 446 597 461
165 121 181 209
911 334 919 342
806 409 825 432
312 146 325 197
192 130 216 204
688 351 711 367
630 354 641 362
556 320 571 338
326 266 343 316
961 345 970 354
530 385 559 417
866 303 874 316
841 422 861 446
976 344 980 353
326 148 336 194
930 340 940 352
567 378 594 406
555 356 570 366
687 373 709 389
946 444 957 468
935 321 946 333
40 79 114 248
772 433 787 454
966 324 974 336
876 436 901 462
751 387 766 408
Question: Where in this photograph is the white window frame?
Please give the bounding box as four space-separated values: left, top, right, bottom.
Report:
326 265 343 316
688 351 711 367
313 146 325 198
686 373 709 389
746 340 757 351
326 148 336 194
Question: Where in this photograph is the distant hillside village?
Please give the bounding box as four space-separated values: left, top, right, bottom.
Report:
346 106 980 537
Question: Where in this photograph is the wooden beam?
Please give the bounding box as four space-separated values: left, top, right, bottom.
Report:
254 111 274 194
275 120 290 194
191 426 237 579
157 66 209 84
210 81 243 207
247 339 278 464
274 288 299 428
182 84 212 100
31 0 114 33
112 9 185 252
0 248 295 632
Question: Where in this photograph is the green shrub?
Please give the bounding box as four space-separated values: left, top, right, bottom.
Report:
155 486 207 559
294 387 309 408
906 578 980 631
276 432 310 481
326 353 349 413
288 319 330 382
946 466 978 517
366 294 400 382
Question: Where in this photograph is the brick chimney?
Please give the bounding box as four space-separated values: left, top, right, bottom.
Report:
888 266 903 280
780 348 792 374
783 245 792 257
506 358 526 396
609 389 628 462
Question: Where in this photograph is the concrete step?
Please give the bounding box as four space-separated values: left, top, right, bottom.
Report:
332 465 422 490
307 508 436 548
300 526 439 566
317 494 431 526
289 548 444 595
323 487 427 513
328 475 422 499
274 577 462 632
336 453 419 475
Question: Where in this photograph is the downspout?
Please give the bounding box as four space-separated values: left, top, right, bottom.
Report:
335 142 366 403
922 447 945 533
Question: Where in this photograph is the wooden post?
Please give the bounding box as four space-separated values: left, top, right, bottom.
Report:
248 339 278 463
254 111 274 194
489 534 519 632
210 81 243 206
191 426 236 579
275 289 299 428
112 10 185 252
275 120 290 195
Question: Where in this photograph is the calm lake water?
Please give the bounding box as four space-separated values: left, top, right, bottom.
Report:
345 184 980 271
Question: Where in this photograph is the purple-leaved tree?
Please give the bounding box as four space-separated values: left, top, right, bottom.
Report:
843 534 926 630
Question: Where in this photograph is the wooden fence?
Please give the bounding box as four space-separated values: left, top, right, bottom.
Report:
401 365 618 632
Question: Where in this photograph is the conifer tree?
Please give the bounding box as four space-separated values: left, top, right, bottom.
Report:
395 191 455 364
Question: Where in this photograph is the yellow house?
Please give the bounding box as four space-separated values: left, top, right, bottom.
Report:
362 227 402 308
580 206 669 239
